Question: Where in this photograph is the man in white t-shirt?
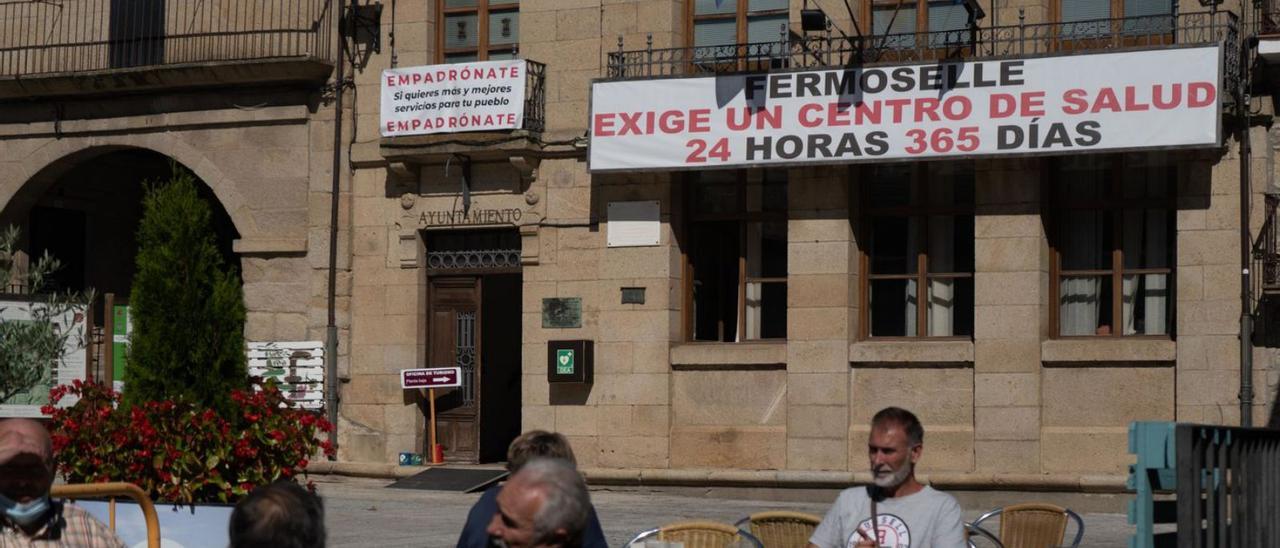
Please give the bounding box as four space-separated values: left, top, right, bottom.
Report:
808 407 966 548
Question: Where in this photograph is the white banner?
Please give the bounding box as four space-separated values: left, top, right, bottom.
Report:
381 60 528 137
589 47 1222 171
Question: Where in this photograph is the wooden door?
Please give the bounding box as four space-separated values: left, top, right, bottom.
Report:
428 276 481 463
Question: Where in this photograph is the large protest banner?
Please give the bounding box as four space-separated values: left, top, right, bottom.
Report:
589 47 1221 171
381 59 528 137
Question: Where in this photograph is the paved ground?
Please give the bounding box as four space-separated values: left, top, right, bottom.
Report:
313 475 1133 547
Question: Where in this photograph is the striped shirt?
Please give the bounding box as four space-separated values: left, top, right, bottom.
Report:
0 500 126 548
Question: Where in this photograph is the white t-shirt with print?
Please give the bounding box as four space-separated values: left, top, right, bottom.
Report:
809 486 966 548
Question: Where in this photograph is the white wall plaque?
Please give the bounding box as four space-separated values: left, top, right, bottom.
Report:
607 201 661 247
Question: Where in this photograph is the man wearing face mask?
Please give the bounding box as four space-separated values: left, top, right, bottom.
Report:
0 418 125 547
808 407 965 548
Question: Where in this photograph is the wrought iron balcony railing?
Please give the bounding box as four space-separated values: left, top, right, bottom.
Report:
607 11 1240 86
523 59 546 133
1252 194 1280 297
0 0 336 78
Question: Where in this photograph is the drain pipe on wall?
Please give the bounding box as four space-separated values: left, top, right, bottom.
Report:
326 0 347 457
1239 34 1255 428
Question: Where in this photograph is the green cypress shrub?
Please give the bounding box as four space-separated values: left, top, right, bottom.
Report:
124 168 246 416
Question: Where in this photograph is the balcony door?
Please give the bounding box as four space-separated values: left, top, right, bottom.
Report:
109 0 165 68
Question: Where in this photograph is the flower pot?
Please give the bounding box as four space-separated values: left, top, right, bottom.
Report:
74 499 234 548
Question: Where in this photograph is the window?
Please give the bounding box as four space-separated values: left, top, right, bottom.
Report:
1051 154 1174 337
690 0 789 48
685 170 787 342
1055 0 1173 40
867 0 971 49
438 0 519 63
862 162 974 338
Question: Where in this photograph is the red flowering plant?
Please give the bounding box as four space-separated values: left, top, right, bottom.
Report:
44 379 334 505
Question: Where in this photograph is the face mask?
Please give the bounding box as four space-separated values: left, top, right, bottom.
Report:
0 493 51 528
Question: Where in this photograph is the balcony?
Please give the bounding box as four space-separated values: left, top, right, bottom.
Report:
0 0 336 100
606 11 1239 88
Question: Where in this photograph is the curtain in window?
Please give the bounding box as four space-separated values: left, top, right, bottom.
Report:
1121 210 1169 335
1060 211 1104 336
903 221 922 336
928 216 955 336
744 222 762 341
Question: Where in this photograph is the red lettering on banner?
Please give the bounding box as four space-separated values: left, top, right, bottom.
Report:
1091 88 1121 113
688 109 712 133
885 99 911 124
990 94 1016 118
1020 91 1045 116
726 106 783 130
1062 89 1088 114
594 113 616 137
914 98 940 122
1188 82 1216 107
617 112 644 135
828 103 852 126
1152 84 1182 110
659 110 685 133
798 104 824 128
1124 87 1150 111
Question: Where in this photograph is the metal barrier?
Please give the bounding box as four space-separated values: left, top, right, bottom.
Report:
0 0 336 78
52 482 161 548
1129 422 1280 548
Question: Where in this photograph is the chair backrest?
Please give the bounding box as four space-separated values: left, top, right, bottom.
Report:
627 520 763 548
734 511 821 548
973 503 1083 548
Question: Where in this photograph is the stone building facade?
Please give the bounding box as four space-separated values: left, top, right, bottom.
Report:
1 0 1278 489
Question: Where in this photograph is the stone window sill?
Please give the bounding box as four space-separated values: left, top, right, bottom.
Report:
669 342 787 370
1041 338 1175 364
849 340 974 366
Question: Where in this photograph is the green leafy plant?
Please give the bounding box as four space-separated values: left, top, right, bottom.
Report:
45 380 334 504
125 168 247 415
0 226 91 404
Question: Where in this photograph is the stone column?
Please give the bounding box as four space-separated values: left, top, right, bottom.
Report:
785 166 853 470
972 159 1044 473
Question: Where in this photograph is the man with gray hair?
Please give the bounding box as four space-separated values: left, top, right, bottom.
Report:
809 407 965 548
486 458 591 548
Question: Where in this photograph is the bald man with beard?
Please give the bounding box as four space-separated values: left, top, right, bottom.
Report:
0 418 124 547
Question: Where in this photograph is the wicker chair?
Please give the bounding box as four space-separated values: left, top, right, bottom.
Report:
733 511 822 548
972 503 1085 548
627 520 764 548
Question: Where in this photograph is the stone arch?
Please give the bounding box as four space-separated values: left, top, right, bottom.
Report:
0 134 259 241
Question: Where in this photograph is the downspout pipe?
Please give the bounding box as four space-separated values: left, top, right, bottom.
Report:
326 0 347 457
1239 34 1255 428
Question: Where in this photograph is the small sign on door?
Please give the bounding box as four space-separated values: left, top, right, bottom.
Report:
400 367 463 389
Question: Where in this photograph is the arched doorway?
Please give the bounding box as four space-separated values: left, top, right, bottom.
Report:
13 148 239 297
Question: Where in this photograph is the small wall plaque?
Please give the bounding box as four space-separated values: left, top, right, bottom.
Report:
541 297 582 328
621 287 645 304
607 201 660 247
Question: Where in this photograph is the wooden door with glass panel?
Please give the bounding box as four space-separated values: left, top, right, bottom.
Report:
428 276 482 463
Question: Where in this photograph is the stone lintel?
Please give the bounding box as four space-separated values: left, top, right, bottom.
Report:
848 340 975 365
1041 338 1176 364
669 342 787 368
